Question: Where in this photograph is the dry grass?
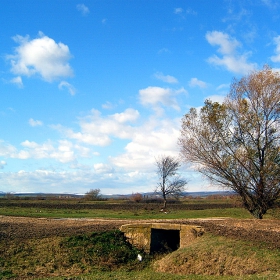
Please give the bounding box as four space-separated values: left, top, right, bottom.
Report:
153 234 280 277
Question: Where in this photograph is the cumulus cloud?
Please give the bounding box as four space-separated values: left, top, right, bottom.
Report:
29 118 43 127
139 86 186 111
271 35 280 62
111 108 139 123
154 72 178 83
189 78 207 88
7 32 73 82
94 163 114 174
53 108 140 146
0 140 17 157
76 4 90 16
0 139 90 163
206 31 256 74
0 168 158 194
110 117 181 172
19 140 74 162
58 81 76 95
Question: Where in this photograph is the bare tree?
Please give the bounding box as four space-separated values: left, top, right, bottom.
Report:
179 66 280 219
84 188 101 201
155 155 187 209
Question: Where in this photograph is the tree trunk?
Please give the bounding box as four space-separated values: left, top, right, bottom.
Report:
249 207 266 219
163 199 167 209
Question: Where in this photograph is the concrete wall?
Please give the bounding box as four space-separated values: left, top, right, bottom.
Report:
120 223 204 253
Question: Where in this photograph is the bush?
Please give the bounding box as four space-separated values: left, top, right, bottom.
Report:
130 193 143 203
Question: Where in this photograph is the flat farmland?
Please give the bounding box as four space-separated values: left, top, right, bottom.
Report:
0 197 250 219
1 197 280 279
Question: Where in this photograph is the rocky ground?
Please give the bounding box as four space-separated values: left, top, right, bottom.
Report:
1 215 280 248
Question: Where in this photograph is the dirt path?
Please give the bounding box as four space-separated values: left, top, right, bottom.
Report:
1 215 280 248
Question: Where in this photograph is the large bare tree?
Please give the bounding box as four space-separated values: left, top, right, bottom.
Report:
179 66 280 219
155 155 187 209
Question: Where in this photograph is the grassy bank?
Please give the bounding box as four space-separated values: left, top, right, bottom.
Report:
1 231 279 280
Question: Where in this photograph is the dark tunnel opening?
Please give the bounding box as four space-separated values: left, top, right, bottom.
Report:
150 228 180 253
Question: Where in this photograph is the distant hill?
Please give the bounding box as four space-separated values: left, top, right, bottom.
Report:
0 190 235 199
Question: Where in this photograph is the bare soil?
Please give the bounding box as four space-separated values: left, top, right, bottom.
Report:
1 215 280 248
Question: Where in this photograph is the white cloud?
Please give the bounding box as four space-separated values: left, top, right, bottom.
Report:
29 118 43 127
102 101 114 109
154 72 178 83
204 95 226 103
110 117 181 172
19 140 74 162
174 7 196 16
0 160 7 169
139 86 186 111
7 32 73 82
174 7 183 14
0 169 158 194
53 108 139 146
112 108 139 123
189 78 207 88
0 139 90 163
10 76 23 88
76 4 90 16
94 163 114 174
271 35 280 62
58 81 76 95
206 31 256 74
0 140 17 157
216 83 230 91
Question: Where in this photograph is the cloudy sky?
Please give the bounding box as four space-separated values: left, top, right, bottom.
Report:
1 0 280 194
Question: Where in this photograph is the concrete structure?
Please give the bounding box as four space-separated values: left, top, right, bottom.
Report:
120 223 204 253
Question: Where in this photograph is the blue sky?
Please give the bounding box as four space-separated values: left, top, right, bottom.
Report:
1 0 280 194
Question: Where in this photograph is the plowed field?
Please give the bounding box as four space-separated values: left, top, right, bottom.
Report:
1 216 280 248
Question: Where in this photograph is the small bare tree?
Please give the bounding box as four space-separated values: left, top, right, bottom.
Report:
84 188 101 201
155 155 187 209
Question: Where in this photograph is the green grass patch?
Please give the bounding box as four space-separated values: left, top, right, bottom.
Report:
0 206 252 219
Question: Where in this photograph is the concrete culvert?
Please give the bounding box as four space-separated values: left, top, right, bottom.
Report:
120 223 204 254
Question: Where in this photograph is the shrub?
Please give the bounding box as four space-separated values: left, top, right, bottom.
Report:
130 193 143 203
